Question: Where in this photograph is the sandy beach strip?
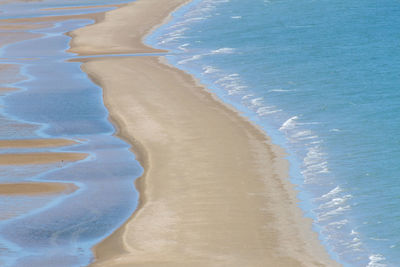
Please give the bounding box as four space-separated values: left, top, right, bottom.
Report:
66 0 341 266
67 0 181 55
0 152 88 165
0 182 78 196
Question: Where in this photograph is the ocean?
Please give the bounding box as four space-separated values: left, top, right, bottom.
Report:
148 0 400 266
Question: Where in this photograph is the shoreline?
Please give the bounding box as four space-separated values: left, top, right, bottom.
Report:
0 3 146 266
69 0 341 266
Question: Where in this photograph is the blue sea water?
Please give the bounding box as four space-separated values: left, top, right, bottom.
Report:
148 0 400 266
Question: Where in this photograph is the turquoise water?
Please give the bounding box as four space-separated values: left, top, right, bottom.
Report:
148 0 400 266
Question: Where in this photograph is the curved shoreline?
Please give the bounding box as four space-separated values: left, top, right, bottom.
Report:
68 0 341 266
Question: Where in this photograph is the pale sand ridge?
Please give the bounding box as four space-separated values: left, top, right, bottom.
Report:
0 182 78 196
0 152 88 165
68 0 341 266
0 138 77 148
67 0 183 55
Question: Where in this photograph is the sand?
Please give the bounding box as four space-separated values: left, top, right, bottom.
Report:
67 0 184 55
0 182 78 195
67 0 341 266
0 0 341 265
0 7 99 202
0 152 88 165
0 138 77 148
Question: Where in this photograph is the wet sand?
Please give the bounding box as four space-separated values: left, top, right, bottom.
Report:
0 138 77 148
0 182 77 195
0 3 141 266
0 8 95 203
0 152 88 165
69 0 341 266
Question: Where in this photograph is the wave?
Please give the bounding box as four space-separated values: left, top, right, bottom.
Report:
320 186 343 200
279 116 298 131
268 88 295 93
178 43 190 51
367 254 387 267
211 47 236 54
317 205 351 222
319 195 352 209
202 65 219 74
177 54 203 64
256 106 281 116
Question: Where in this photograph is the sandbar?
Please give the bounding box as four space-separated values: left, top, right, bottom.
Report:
0 152 88 165
0 182 77 195
69 0 341 266
0 138 77 148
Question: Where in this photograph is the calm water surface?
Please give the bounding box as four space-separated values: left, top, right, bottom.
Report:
0 1 141 266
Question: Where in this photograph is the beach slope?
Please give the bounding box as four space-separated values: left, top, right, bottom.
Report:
69 0 341 266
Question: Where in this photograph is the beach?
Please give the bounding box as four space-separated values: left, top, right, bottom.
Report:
68 0 340 266
0 0 341 265
1 0 397 265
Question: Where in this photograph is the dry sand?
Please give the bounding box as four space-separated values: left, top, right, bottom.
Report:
68 0 341 266
67 0 185 55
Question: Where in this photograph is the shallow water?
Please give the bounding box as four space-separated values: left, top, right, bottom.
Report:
148 0 400 266
0 1 141 266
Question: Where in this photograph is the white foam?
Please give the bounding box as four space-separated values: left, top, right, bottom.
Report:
367 254 387 267
159 35 185 44
215 74 239 83
294 133 318 141
279 116 298 131
291 130 313 138
317 205 351 222
250 97 263 107
350 230 359 235
203 65 219 74
256 107 281 116
268 88 294 93
302 162 329 176
304 146 325 165
178 43 190 51
242 94 254 100
320 186 343 200
319 195 351 209
328 219 349 227
309 140 323 145
347 239 363 250
182 17 207 23
297 121 321 126
231 16 242 19
211 47 235 54
227 85 247 95
177 54 203 64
